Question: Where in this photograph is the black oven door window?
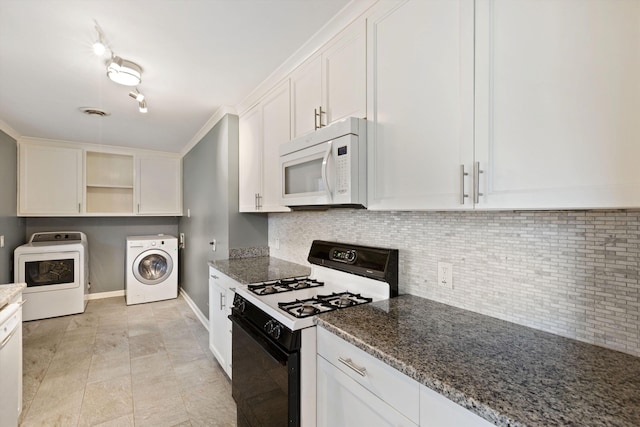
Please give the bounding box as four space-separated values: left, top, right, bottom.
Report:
231 315 300 427
25 259 75 287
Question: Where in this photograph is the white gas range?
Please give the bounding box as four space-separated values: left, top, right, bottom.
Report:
230 240 398 427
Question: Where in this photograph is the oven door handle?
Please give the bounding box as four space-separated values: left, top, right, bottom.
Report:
229 314 289 366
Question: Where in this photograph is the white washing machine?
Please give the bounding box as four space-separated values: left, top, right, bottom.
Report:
126 235 178 305
14 231 89 321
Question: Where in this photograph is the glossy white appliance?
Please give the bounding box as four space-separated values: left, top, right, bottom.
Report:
14 232 89 321
279 117 367 208
126 235 178 305
230 240 398 427
0 299 23 426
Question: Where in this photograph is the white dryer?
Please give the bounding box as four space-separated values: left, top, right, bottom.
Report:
14 232 89 321
126 235 178 305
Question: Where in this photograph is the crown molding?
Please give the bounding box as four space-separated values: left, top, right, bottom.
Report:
180 105 237 157
0 119 20 140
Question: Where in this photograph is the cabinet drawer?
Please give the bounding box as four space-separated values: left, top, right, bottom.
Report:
420 384 493 427
208 267 238 291
317 327 420 424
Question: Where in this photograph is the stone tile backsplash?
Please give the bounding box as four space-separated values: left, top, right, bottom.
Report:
268 210 640 356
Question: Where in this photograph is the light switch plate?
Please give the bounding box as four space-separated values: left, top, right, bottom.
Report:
0 235 4 248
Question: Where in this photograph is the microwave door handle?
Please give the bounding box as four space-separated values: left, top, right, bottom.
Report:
321 141 333 201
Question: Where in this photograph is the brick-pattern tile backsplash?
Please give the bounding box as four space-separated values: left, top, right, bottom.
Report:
268 210 640 356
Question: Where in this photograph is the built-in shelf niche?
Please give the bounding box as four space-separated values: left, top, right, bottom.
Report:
86 151 134 213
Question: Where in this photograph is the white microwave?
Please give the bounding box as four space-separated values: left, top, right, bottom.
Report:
279 117 367 208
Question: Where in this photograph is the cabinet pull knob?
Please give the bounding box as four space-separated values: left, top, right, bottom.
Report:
473 161 484 204
460 165 469 205
338 357 367 377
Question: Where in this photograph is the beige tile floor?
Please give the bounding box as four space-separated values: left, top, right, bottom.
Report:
20 295 237 427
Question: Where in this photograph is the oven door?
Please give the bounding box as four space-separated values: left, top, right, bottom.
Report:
16 251 80 293
230 313 300 427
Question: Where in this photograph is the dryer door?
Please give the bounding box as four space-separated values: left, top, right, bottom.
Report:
133 249 174 285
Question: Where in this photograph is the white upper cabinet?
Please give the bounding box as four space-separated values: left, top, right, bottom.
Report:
475 0 640 209
239 102 263 212
239 80 291 213
291 54 323 138
18 142 83 216
291 18 367 139
367 0 475 211
18 139 182 216
136 155 182 215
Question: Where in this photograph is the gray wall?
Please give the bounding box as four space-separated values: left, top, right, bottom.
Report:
0 130 26 283
26 217 178 293
270 209 640 357
180 114 268 317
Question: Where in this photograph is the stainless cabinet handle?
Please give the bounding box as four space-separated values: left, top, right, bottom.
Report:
229 287 236 292
314 108 319 130
220 292 225 310
137 203 140 213
460 165 469 205
338 357 367 377
78 203 81 213
210 275 219 280
473 161 484 204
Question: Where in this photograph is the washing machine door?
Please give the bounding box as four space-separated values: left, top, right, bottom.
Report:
133 249 174 285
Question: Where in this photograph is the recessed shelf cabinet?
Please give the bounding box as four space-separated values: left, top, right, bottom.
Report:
86 151 134 214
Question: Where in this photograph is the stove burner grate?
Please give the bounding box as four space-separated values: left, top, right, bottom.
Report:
278 291 374 318
248 277 324 296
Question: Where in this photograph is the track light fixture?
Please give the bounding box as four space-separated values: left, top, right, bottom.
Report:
129 88 145 102
92 21 148 113
107 56 142 86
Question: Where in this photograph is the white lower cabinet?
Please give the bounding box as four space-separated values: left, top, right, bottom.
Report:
317 356 418 427
208 266 236 378
316 327 494 427
317 327 419 426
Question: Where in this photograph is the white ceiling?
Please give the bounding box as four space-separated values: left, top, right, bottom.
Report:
0 0 351 153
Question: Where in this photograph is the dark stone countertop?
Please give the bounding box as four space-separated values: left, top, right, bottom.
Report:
315 294 640 427
209 257 311 284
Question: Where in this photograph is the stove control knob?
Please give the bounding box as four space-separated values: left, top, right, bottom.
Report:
234 295 246 313
264 320 274 334
271 324 282 339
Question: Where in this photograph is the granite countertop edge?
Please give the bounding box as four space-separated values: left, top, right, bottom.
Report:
208 256 311 284
314 317 517 427
0 283 26 308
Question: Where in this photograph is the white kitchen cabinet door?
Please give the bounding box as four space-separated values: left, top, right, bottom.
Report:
420 385 493 427
290 53 323 139
322 18 367 125
317 355 419 427
18 143 83 215
261 80 291 212
209 268 235 378
474 0 640 209
136 155 182 215
239 103 263 212
366 0 475 211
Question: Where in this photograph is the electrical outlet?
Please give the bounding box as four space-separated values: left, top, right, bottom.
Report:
187 208 191 218
211 239 216 252
0 235 4 248
179 233 185 249
438 262 453 289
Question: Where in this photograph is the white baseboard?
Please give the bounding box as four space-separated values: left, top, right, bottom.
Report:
86 290 125 300
180 288 209 331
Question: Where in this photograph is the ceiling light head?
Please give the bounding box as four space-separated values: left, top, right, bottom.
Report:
106 56 142 86
129 88 145 102
92 41 106 56
139 100 148 113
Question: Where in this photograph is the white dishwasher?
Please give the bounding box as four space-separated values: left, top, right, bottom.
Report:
0 301 23 427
